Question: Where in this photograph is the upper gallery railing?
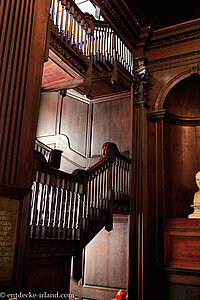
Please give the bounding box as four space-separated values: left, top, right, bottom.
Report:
50 0 134 75
30 142 131 240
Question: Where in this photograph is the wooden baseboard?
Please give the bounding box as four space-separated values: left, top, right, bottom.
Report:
70 278 119 300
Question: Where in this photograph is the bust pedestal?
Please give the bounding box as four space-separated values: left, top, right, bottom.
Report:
188 190 200 219
188 204 200 218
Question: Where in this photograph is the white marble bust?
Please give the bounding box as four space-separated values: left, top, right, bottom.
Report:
188 171 200 218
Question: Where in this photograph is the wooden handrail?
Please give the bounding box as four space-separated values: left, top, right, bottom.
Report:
50 0 134 75
30 142 131 240
34 139 52 162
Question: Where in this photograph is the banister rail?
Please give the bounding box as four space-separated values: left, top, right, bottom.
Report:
50 0 134 75
30 142 131 241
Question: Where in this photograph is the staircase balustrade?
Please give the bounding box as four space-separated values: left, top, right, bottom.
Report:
30 142 131 241
50 0 133 75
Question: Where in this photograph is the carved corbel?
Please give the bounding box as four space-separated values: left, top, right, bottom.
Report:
190 63 200 76
132 59 153 104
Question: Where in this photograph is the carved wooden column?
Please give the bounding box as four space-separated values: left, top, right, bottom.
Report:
0 0 51 290
129 58 153 300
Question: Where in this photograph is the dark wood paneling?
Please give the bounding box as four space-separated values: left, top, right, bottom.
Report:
92 97 130 157
24 257 71 293
84 216 129 290
37 91 131 172
164 76 200 118
164 219 200 270
164 123 200 218
37 92 59 136
163 77 200 218
146 73 200 299
167 283 200 300
60 95 89 157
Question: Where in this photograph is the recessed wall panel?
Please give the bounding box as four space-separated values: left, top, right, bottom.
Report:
60 96 88 156
91 97 130 157
37 92 59 137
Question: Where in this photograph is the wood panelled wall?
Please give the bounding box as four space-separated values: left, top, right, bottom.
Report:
91 97 131 157
37 90 131 172
0 0 51 291
70 215 129 300
84 215 129 289
164 122 200 218
145 24 200 299
163 76 200 218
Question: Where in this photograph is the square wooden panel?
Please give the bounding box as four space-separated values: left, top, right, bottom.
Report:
164 219 200 270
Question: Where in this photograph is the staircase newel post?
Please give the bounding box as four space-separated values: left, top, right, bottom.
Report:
105 160 114 232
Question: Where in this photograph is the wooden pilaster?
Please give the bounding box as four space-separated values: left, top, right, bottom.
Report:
0 0 51 290
129 60 153 300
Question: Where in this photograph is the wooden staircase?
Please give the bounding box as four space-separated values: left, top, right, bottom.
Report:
29 141 131 284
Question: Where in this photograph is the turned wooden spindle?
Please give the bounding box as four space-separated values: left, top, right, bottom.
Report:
55 0 60 32
51 0 55 21
73 10 78 44
122 44 125 67
69 6 74 43
97 28 101 59
60 1 65 37
119 38 122 63
110 30 114 62
87 27 91 57
64 1 70 39
102 27 106 62
125 45 127 68
76 14 81 49
90 24 95 59
84 22 88 55
93 28 97 59
105 27 109 60
80 19 84 53
100 28 103 61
